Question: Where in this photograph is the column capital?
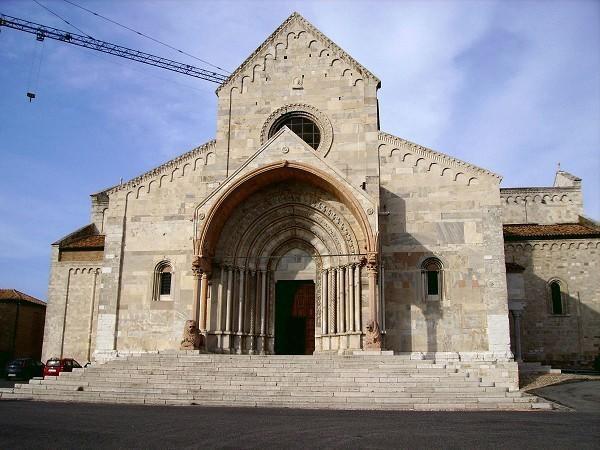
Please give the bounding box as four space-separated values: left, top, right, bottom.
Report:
192 255 212 277
363 251 378 274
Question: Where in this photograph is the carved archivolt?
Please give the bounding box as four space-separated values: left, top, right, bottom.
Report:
260 104 334 157
217 185 360 259
214 182 363 270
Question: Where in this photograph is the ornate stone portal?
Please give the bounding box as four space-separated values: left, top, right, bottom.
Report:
191 169 379 354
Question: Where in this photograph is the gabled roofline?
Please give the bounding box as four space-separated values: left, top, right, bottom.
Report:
378 131 502 181
215 12 380 96
0 289 46 306
97 139 216 196
52 223 98 246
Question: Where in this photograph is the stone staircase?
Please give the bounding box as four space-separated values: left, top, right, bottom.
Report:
0 352 553 410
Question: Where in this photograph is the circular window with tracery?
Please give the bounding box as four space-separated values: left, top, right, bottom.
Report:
261 104 333 157
269 113 321 150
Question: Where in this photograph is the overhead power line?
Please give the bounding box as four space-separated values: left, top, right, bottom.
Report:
0 14 229 84
32 0 92 38
61 0 230 74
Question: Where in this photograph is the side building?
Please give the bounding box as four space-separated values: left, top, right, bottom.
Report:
502 170 600 368
0 289 46 366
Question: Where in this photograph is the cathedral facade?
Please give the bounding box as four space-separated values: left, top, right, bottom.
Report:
42 13 599 369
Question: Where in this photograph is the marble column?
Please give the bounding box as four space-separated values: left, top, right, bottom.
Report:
365 253 382 350
346 264 354 332
191 269 201 326
199 272 209 332
259 270 267 354
216 265 225 350
354 263 361 332
511 310 523 362
329 268 337 334
338 266 346 333
321 269 328 335
236 268 245 354
224 266 233 351
249 270 257 354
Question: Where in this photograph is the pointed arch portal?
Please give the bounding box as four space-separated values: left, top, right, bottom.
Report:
193 162 379 354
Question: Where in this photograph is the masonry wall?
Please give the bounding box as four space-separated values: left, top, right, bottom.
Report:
0 301 45 360
214 20 380 191
500 187 583 225
505 239 600 367
43 246 101 363
94 152 221 354
378 136 510 356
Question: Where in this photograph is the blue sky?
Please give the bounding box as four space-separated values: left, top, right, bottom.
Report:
1 0 598 300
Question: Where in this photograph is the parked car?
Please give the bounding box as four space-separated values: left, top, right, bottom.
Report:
43 358 82 377
5 358 44 380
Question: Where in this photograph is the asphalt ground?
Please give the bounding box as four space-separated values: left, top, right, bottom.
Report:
0 400 599 449
531 380 600 413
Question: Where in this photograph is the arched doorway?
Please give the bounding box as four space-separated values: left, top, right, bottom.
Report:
193 163 378 354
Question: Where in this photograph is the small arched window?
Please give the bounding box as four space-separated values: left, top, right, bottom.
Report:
549 279 566 315
421 258 443 301
269 112 321 149
154 261 173 301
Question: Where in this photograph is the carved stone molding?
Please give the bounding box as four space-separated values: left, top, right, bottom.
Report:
192 255 212 276
260 103 334 157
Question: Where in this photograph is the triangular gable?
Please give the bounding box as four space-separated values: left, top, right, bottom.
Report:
216 12 380 95
196 126 376 212
378 131 501 182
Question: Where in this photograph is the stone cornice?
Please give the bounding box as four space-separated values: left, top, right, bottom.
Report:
215 12 380 96
505 239 600 250
100 140 216 196
500 186 579 194
378 131 501 181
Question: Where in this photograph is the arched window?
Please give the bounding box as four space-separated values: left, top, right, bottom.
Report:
154 261 173 301
269 112 321 149
421 258 443 301
549 279 566 315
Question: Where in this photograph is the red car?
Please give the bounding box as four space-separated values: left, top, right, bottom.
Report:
43 358 82 377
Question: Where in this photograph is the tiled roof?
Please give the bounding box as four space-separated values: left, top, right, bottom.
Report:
503 223 600 241
54 224 105 250
61 234 105 249
0 289 46 306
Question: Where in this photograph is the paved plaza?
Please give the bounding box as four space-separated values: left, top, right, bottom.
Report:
0 399 598 449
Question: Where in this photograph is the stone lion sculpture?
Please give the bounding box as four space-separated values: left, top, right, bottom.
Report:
180 320 202 350
364 320 382 349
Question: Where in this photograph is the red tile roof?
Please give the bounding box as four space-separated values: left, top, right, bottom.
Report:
61 234 105 249
503 223 600 241
0 289 46 306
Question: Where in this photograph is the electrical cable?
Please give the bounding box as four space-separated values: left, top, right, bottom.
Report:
61 0 230 74
31 0 93 38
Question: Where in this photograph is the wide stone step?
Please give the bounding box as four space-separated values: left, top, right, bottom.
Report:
0 354 549 411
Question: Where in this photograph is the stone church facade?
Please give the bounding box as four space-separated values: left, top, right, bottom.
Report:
41 13 599 369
